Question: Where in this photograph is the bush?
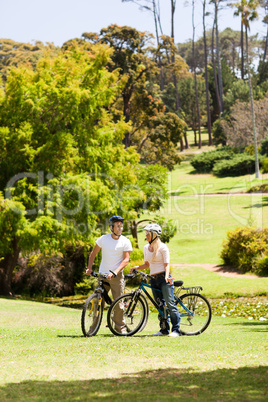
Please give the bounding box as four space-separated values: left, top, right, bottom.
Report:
247 183 268 193
252 254 268 276
260 136 268 156
262 157 268 173
213 154 263 177
191 149 233 173
221 227 268 275
212 119 227 146
12 245 89 297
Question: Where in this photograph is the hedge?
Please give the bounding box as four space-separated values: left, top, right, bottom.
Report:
212 154 264 177
190 149 233 173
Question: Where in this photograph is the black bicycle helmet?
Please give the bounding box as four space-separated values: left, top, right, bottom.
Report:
109 215 124 226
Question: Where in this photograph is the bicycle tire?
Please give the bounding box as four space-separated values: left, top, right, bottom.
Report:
107 293 147 336
176 293 212 335
138 293 149 332
81 293 103 337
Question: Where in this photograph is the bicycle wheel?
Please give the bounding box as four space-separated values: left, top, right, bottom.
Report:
138 293 149 332
176 293 212 335
107 293 147 336
81 293 103 337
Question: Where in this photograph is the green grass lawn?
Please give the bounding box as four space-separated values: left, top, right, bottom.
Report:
0 297 267 401
137 158 268 265
168 160 268 196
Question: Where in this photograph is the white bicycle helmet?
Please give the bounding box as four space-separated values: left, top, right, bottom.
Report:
143 223 162 237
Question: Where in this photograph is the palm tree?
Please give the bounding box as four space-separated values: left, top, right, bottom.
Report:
233 0 260 178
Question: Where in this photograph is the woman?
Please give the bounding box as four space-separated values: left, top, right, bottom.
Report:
131 223 181 337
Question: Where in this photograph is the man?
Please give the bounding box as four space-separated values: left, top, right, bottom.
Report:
86 215 132 331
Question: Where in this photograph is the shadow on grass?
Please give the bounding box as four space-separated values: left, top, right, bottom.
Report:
0 366 267 401
225 322 268 332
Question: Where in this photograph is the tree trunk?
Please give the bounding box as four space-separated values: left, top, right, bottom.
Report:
170 0 181 110
130 220 139 248
184 132 189 149
245 27 260 179
0 238 20 296
203 0 212 145
241 20 244 79
212 20 221 118
263 21 268 61
192 0 202 149
123 94 131 147
214 0 224 113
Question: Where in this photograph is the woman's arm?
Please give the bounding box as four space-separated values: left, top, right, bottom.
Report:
130 261 149 273
164 262 173 284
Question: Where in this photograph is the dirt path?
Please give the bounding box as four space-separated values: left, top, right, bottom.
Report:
172 263 258 278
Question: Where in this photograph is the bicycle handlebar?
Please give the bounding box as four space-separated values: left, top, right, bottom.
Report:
132 269 153 279
90 271 108 279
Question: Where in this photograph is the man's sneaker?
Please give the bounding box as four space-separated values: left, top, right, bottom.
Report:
168 331 181 337
153 330 169 336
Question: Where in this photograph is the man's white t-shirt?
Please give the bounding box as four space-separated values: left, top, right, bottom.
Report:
96 234 133 274
144 243 170 275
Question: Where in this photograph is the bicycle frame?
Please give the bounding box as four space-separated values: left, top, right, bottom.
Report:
138 281 194 319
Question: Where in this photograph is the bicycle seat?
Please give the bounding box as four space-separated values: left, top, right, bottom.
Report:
125 274 135 279
173 280 183 287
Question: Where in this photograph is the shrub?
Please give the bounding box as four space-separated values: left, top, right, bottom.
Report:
262 157 268 173
252 254 268 276
212 119 227 146
221 227 268 275
247 183 268 193
260 136 268 156
213 154 263 177
191 149 233 173
12 244 89 297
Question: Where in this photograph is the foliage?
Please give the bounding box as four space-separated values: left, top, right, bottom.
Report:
223 79 250 112
262 157 268 173
175 77 207 132
220 97 268 148
155 216 177 244
0 43 147 295
220 227 268 275
0 193 26 257
136 112 186 170
212 118 227 146
212 153 264 177
190 149 234 173
260 136 268 155
247 183 268 193
0 39 59 81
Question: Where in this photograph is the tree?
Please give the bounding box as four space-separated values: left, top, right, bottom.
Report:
233 0 260 178
82 25 156 148
202 0 213 145
0 43 142 295
0 39 58 81
192 0 202 148
220 97 268 148
212 0 224 113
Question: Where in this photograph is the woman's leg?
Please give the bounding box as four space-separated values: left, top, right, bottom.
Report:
160 278 180 333
151 277 170 333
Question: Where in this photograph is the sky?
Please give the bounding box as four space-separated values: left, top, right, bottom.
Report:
0 0 266 47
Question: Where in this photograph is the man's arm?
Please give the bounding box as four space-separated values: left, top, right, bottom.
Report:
85 244 101 275
107 250 131 279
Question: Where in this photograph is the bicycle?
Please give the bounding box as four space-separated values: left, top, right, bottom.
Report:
81 271 141 337
107 270 212 336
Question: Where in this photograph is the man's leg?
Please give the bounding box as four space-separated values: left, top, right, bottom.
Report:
109 272 126 333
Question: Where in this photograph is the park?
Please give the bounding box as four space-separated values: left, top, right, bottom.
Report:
1 1 268 400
